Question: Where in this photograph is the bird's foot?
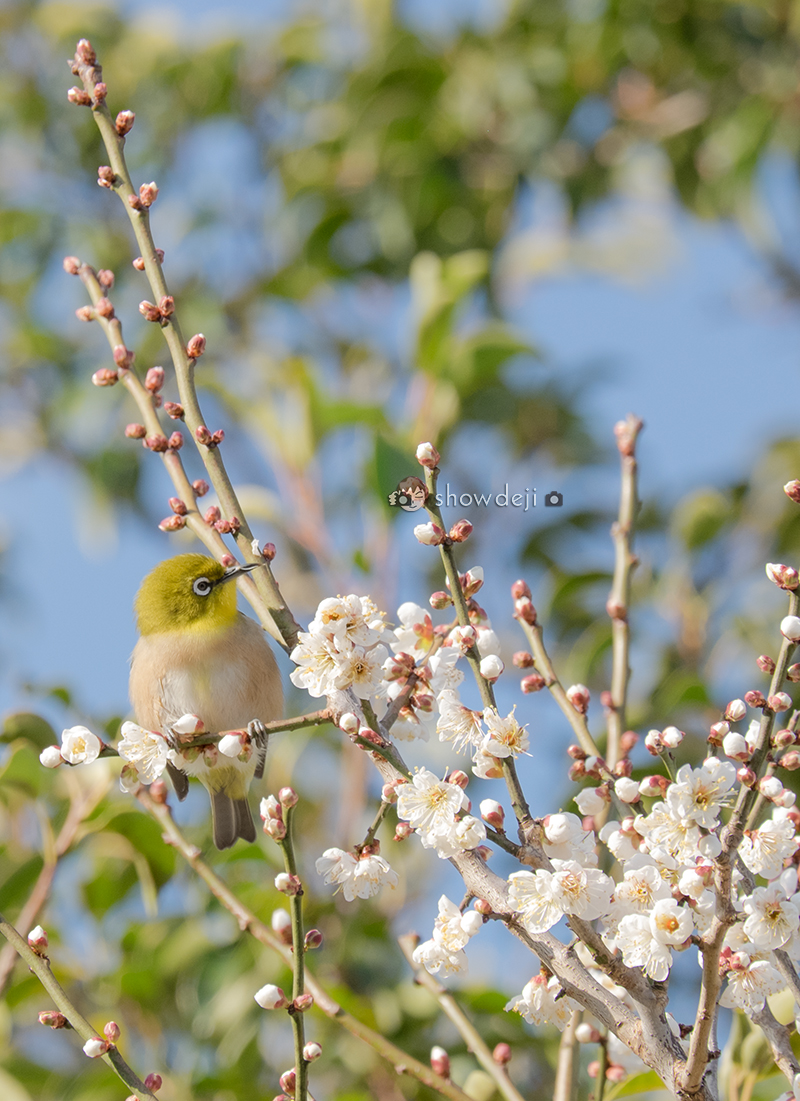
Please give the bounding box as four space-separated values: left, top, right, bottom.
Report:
248 719 270 780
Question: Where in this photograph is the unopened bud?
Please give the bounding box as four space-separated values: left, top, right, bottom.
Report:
737 766 757 788
511 579 531 600
63 255 81 274
254 984 289 1010
115 110 135 135
788 664 800 683
127 193 143 211
262 542 277 561
514 596 537 625
149 779 168 804
168 431 184 450
67 86 92 106
204 506 221 525
449 519 473 542
708 720 729 746
139 181 159 207
480 799 505 830
414 522 446 546
103 1021 120 1042
757 654 776 675
416 441 441 469
521 672 546 693
83 1037 110 1058
725 699 747 722
145 435 169 453
569 760 587 781
112 344 134 368
279 786 298 808
480 654 504 682
661 726 685 749
168 497 187 516
338 712 359 734
769 693 793 712
163 402 184 420
94 297 114 319
304 929 323 950
144 366 165 392
293 993 314 1012
566 684 590 714
91 368 118 387
144 1073 162 1091
27 926 48 951
394 821 413 841
773 728 796 749
192 479 210 497
429 590 452 609
639 774 669 798
303 1041 322 1062
575 1022 601 1043
158 515 186 532
38 1010 68 1028
159 295 175 317
744 690 767 709
187 333 206 358
620 729 639 756
781 616 800 642
430 1046 450 1078
767 562 800 590
264 817 287 840
446 770 469 789
513 651 534 668
279 1069 297 1094
474 898 492 915
139 300 161 322
275 872 302 895
780 750 800 771
195 425 213 445
271 909 293 944
723 732 751 761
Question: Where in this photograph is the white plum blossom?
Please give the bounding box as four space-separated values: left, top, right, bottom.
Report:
289 632 340 697
290 594 388 699
479 654 504 681
330 643 389 696
720 954 785 1012
315 847 399 901
508 861 614 934
117 722 168 782
599 820 641 863
505 973 580 1031
739 818 799 881
391 603 434 657
476 628 501 657
412 895 482 975
742 883 800 950
482 707 529 758
613 860 673 917
427 648 464 694
60 725 102 765
313 594 384 647
665 758 737 829
39 745 63 768
575 787 609 817
615 777 641 804
616 899 693 981
436 690 484 752
542 813 598 868
396 769 467 838
218 733 246 758
635 802 702 866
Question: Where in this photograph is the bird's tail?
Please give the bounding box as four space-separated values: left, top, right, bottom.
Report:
210 790 256 850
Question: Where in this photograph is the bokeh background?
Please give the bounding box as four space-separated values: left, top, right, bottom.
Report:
3 0 800 1098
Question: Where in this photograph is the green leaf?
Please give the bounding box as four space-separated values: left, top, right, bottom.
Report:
0 712 56 750
0 744 45 798
0 856 44 913
671 488 730 550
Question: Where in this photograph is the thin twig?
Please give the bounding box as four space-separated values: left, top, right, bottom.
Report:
399 934 527 1101
553 1010 580 1101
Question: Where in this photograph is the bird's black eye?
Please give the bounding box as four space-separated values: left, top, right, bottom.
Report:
193 576 213 597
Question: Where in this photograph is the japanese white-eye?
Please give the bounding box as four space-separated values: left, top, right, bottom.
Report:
129 553 283 849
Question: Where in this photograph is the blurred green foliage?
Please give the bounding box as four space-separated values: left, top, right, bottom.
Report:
2 0 800 1097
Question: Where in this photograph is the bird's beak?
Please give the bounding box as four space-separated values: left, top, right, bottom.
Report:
220 561 266 585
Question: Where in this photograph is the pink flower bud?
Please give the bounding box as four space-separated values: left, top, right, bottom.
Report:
144 366 164 392
83 1037 110 1058
262 542 277 561
112 344 134 368
491 1042 511 1065
27 926 48 951
127 192 143 211
429 590 452 609
606 598 626 620
780 750 800 771
723 732 750 761
304 929 323 950
293 993 314 1012
63 255 81 274
67 86 92 106
149 779 168 804
567 744 587 760
766 563 800 590
744 690 767 709
187 333 206 358
144 1073 162 1091
474 898 492 915
158 515 186 532
430 1046 450 1078
279 1070 297 1094
661 725 685 749
511 579 531 600
769 693 793 712
514 596 537 625
75 305 94 321
139 181 159 208
569 760 587 781
159 295 175 317
394 821 413 841
39 1010 68 1028
707 720 729 746
462 566 484 596
92 82 107 103
614 757 633 778
195 425 213 445
303 1041 322 1062
103 1021 120 1042
773 728 796 749
115 110 135 136
737 766 757 788
757 654 776 674
566 684 590 714
449 519 472 542
162 402 183 420
575 1023 601 1043
725 699 747 722
192 479 209 497
96 270 114 290
275 872 302 895
97 166 116 187
788 664 800 683
168 497 187 516
416 441 440 468
479 799 505 829
168 432 183 450
94 297 114 319
446 769 470 789
639 774 669 798
204 506 221 525
254 984 289 1009
413 522 446 546
450 624 477 650
521 672 546 693
279 786 298 808
75 39 96 63
145 435 169 452
513 651 534 668
264 816 287 840
620 729 639 755
759 775 784 800
92 368 118 387
139 300 161 322
125 423 147 439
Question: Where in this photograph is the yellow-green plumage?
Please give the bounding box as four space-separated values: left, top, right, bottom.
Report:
129 554 283 849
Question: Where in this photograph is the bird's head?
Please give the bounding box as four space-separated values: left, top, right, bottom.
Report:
134 554 261 636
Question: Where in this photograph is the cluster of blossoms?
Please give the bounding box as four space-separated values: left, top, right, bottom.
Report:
289 594 387 699
411 894 483 974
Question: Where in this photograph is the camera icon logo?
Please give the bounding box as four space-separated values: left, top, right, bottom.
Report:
544 490 563 508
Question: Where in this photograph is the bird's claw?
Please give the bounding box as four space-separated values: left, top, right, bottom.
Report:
248 719 270 780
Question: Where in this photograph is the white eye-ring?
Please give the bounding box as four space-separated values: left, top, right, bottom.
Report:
193 576 213 596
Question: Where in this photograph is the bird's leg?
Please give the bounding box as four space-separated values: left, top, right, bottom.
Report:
248 720 270 780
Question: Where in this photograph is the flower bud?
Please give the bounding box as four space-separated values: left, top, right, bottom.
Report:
566 684 590 714
275 872 302 895
707 720 729 746
63 256 81 275
511 579 531 600
167 497 186 517
512 651 534 669
38 1010 68 1028
480 654 504 682
115 110 135 135
759 775 785 800
67 86 92 105
27 926 48 951
159 295 175 317
449 519 472 542
39 745 63 768
168 431 184 451
429 590 452 609
782 617 800 642
272 908 293 944
620 729 639 756
394 821 413 841
462 566 484 597
144 1073 162 1091
788 664 800 683
139 182 159 208
204 506 221 525
196 425 213 446
293 993 314 1012
725 699 747 722
661 725 685 749
723 732 750 761
480 799 505 830
521 672 546 693
303 1041 322 1062
450 625 477 650
638 774 669 798
615 777 640 803
766 563 800 590
254 984 289 1010
780 750 800 771
144 435 170 456
787 479 800 503
737 766 757 788
279 787 298 810
75 305 94 321
83 1037 110 1058
143 366 164 393
473 898 492 915
414 522 446 546
189 480 209 500
139 300 161 322
769 693 793 712
279 1070 297 1094
514 596 537 625
757 654 776 674
103 1021 120 1042
304 928 323 950
149 779 168 804
575 1023 601 1043
416 441 440 468
446 769 470 789
92 367 120 388
744 690 767 709
264 816 287 840
773 728 796 749
261 542 277 561
430 1046 450 1078
187 333 206 359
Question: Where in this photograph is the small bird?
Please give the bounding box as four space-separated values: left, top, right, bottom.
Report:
129 553 283 849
